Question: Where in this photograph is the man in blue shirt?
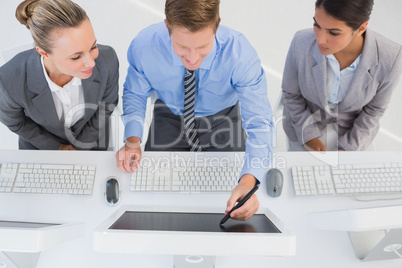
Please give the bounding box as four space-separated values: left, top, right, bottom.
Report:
116 0 273 221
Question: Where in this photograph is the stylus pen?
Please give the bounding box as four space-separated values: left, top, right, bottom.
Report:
220 184 259 225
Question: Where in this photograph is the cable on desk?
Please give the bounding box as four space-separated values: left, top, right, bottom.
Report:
350 195 402 202
392 247 402 258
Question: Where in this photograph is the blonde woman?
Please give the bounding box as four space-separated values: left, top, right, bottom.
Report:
0 0 119 150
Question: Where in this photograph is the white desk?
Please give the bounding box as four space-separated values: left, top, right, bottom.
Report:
0 150 401 268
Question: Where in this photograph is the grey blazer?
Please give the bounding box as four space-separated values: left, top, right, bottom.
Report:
0 44 119 150
282 29 402 150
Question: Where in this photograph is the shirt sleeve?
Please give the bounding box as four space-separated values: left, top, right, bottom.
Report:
73 46 119 150
281 33 322 145
232 44 274 182
122 40 155 142
0 78 62 149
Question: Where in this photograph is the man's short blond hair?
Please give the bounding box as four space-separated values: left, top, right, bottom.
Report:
165 0 220 34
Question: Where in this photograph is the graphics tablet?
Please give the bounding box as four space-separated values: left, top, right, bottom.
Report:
94 205 295 256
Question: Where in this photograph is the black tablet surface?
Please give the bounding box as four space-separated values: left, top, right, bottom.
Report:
109 212 281 233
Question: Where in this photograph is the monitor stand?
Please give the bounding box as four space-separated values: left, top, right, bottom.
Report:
348 228 402 261
0 252 40 268
173 255 216 268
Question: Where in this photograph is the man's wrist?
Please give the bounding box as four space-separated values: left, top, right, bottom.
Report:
125 136 141 148
239 174 258 187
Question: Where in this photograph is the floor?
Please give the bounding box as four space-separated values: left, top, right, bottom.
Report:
0 0 401 151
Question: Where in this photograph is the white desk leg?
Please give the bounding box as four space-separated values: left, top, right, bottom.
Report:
173 255 216 268
349 228 402 261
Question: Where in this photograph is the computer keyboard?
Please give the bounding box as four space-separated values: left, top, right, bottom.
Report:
0 162 95 195
130 162 242 193
291 162 402 196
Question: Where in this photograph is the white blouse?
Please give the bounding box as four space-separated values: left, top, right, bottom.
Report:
41 57 85 128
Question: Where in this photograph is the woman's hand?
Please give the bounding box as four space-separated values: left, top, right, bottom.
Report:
305 138 326 151
58 144 77 150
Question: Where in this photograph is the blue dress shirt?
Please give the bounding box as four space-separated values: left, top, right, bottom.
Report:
122 22 273 181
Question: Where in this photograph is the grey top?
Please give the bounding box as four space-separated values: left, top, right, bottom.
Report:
282 28 402 150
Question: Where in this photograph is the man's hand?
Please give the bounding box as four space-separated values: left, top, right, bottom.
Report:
225 174 259 221
115 137 142 173
305 138 326 151
58 144 77 150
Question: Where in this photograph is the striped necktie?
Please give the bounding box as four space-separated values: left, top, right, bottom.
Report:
183 69 201 152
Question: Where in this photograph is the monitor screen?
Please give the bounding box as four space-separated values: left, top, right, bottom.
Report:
109 212 281 233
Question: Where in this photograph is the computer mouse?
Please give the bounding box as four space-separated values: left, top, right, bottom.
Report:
105 177 119 206
265 168 283 197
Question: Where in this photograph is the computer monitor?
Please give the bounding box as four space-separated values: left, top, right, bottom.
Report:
0 220 84 268
94 205 295 267
0 220 84 253
308 204 402 232
308 205 402 261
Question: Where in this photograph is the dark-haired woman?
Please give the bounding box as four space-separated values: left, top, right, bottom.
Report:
0 0 118 150
282 0 402 151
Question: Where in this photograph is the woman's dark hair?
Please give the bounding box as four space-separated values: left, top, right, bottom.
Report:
315 0 374 30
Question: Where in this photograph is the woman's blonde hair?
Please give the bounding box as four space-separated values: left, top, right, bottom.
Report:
16 0 88 53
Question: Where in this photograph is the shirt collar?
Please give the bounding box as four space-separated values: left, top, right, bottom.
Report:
40 56 82 92
170 35 218 71
326 54 362 70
